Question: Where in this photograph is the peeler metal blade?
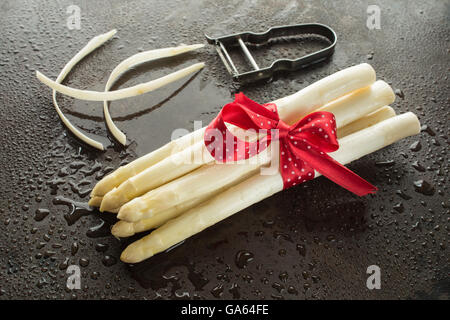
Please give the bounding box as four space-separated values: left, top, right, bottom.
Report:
205 23 337 84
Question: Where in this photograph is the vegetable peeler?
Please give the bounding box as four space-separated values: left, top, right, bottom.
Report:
205 23 337 84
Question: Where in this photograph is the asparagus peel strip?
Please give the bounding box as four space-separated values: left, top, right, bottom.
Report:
103 44 205 145
116 80 394 222
99 64 377 212
121 112 421 263
36 62 205 102
50 29 117 150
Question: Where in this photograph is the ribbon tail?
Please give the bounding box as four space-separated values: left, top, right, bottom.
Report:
293 148 377 197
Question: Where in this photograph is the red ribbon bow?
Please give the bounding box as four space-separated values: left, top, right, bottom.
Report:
204 93 377 196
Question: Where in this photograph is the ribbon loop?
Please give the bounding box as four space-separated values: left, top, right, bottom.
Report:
204 93 377 196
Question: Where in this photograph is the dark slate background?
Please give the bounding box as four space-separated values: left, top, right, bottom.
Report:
0 0 448 299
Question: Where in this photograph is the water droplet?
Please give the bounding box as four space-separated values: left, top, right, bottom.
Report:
413 180 435 196
409 141 421 152
412 161 425 172
210 283 223 298
71 242 79 256
102 255 117 267
393 202 404 213
34 208 50 221
394 88 404 99
59 257 69 270
79 258 89 267
95 243 109 252
235 250 254 268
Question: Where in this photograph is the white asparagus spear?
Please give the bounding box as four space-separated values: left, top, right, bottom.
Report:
117 160 263 221
117 80 394 222
103 44 205 145
112 109 390 236
316 81 394 127
51 29 117 150
36 62 205 102
99 64 377 211
337 106 395 138
88 196 119 213
121 112 421 263
91 128 205 197
100 142 210 212
88 196 103 207
273 63 376 125
111 168 256 237
112 198 202 237
91 63 375 200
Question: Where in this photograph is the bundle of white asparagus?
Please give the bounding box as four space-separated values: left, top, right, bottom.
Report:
84 63 420 263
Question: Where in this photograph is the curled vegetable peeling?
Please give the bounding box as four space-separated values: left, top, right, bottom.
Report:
103 44 205 145
50 29 117 150
36 30 205 149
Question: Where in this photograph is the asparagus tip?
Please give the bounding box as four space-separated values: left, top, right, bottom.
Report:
90 184 99 197
117 206 142 222
121 242 150 263
87 197 100 207
190 43 205 50
99 188 120 212
35 70 43 80
91 170 117 198
99 192 115 212
107 29 117 36
111 221 135 238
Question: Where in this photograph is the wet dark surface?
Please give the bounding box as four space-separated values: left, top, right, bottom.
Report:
0 0 448 299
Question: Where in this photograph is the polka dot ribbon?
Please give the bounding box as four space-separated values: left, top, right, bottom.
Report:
204 93 377 196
